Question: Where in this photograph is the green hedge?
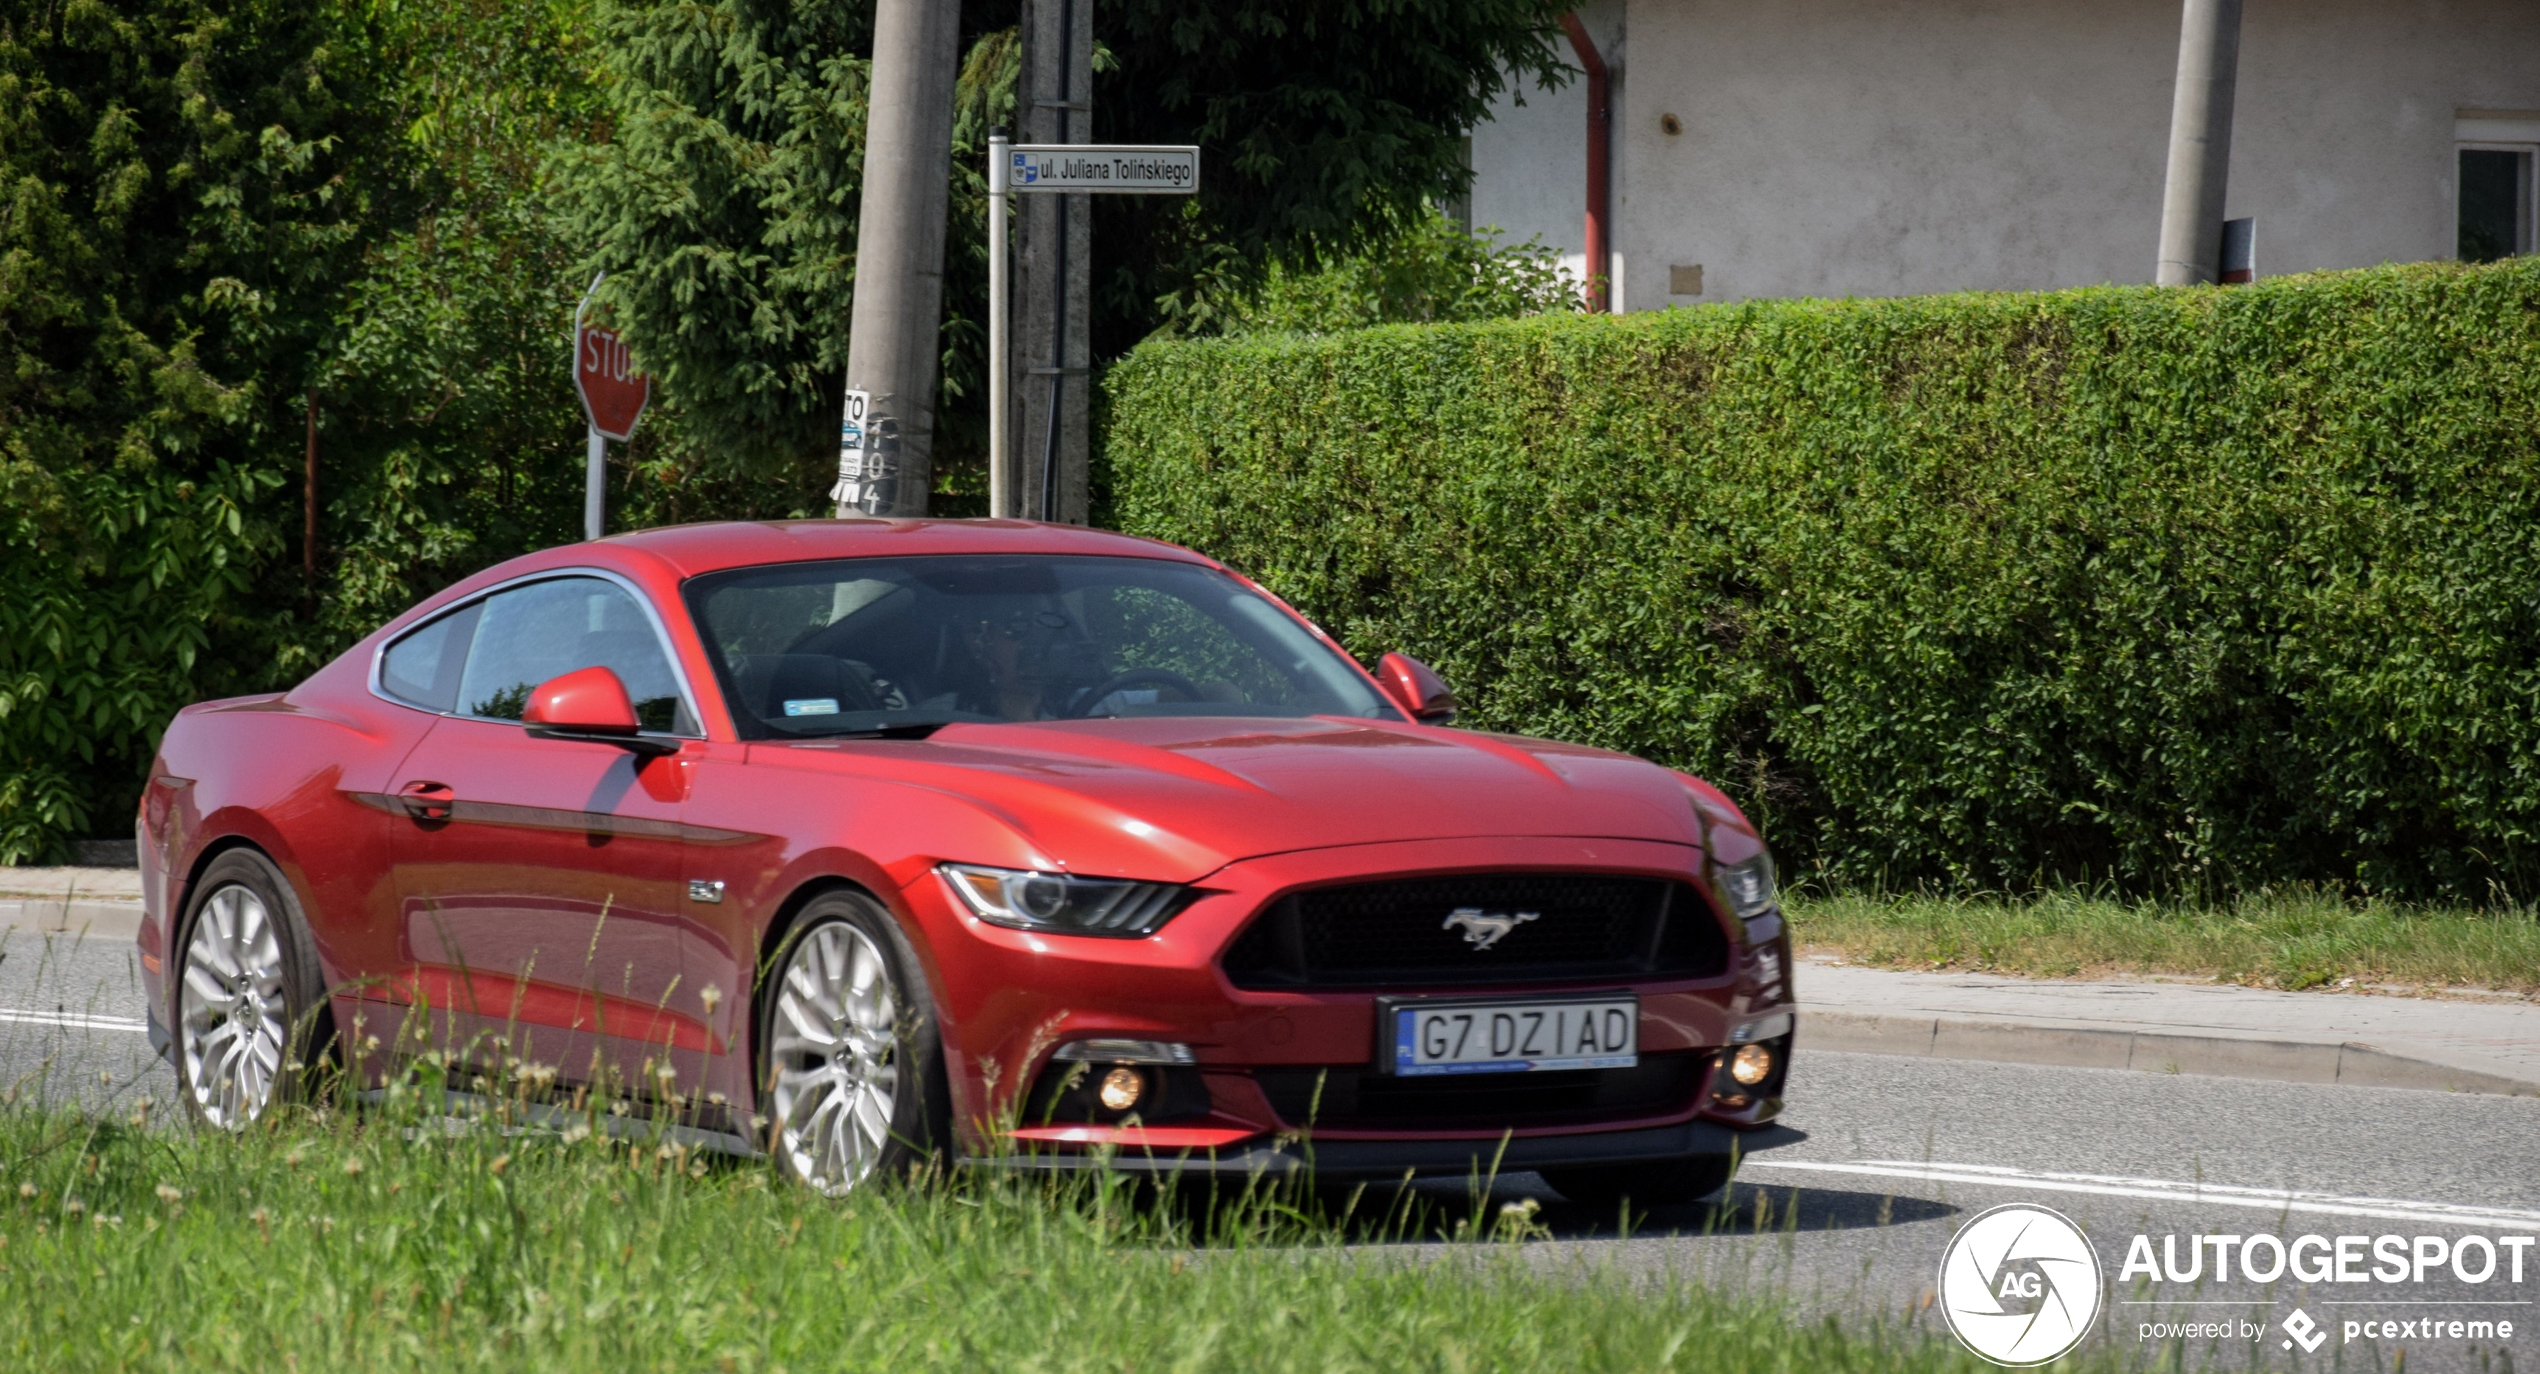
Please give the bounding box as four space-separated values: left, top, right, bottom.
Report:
1098 259 2540 901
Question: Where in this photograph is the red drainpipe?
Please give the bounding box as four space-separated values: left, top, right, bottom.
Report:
1558 11 1612 313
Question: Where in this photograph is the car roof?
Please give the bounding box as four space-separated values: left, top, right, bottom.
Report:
596 519 1220 579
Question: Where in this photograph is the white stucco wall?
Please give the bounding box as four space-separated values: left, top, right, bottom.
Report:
1468 2 1621 289
1466 0 2540 309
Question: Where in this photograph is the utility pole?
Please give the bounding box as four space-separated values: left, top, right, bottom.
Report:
2154 0 2243 287
839 0 961 517
1015 0 1092 524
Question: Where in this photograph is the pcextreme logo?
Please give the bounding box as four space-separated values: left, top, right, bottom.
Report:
1938 1204 2105 1366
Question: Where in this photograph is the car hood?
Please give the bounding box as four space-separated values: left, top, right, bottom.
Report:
754 716 1706 880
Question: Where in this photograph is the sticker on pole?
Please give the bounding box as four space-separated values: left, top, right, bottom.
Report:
1007 145 1199 195
831 389 895 513
574 315 651 442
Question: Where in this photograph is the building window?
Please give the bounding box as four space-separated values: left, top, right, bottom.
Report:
2457 115 2540 263
2460 149 2533 261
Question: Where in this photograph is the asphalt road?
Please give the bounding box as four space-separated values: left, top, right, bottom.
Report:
8 935 2536 1372
0 928 169 1121
1436 1051 2540 1373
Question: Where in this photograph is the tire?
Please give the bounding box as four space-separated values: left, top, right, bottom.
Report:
1544 1153 1738 1211
171 849 332 1129
758 890 951 1196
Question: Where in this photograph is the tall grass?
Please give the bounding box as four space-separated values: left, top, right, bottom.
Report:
0 1045 2045 1374
1787 886 2540 992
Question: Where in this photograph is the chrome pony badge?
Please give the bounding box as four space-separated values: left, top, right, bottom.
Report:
1442 907 1539 951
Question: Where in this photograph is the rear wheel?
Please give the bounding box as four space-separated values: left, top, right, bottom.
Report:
759 891 949 1196
173 850 330 1129
1544 1153 1737 1211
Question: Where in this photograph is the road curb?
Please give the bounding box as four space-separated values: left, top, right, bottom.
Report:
1804 1009 2540 1098
0 899 143 944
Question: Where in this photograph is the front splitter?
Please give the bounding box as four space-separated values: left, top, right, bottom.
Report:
972 1119 1807 1178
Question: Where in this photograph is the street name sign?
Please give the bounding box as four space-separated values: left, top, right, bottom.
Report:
985 137 1200 520
1007 144 1199 196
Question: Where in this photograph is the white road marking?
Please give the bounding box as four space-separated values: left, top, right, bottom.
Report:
0 1008 148 1034
1740 1158 2540 1228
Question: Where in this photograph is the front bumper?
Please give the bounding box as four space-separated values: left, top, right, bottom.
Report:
897 834 1798 1159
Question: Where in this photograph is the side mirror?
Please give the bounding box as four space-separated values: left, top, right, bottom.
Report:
523 666 677 755
1375 653 1458 724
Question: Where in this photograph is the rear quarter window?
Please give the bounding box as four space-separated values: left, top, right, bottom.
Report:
377 603 483 713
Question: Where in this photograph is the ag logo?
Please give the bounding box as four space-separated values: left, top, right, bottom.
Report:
2281 1308 2327 1354
1937 1203 2103 1366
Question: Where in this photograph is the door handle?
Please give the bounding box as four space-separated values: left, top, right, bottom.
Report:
398 781 455 821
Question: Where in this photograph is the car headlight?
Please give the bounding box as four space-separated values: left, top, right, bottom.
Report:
1710 850 1778 921
938 863 1189 937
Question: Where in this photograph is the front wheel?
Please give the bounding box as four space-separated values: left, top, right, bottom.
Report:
172 850 331 1129
759 891 949 1196
1544 1153 1738 1211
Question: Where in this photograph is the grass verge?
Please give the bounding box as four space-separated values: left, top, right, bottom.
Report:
1787 886 2540 993
0 1078 2028 1374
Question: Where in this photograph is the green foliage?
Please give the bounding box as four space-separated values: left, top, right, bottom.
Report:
0 1087 2015 1373
288 0 605 672
0 0 410 859
546 0 876 478
1101 258 2540 903
1180 211 1582 337
0 0 619 859
1095 0 1575 351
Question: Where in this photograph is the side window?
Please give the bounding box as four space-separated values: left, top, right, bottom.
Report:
378 603 483 713
454 577 696 733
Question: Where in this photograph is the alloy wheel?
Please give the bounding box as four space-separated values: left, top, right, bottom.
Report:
767 921 904 1195
178 883 290 1128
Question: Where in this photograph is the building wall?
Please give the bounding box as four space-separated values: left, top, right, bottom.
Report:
1465 0 2540 309
1468 1 1619 289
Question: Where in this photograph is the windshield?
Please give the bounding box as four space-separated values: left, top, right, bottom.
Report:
684 555 1398 739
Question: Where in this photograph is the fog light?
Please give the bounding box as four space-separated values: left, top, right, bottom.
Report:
1097 1066 1145 1112
1729 1043 1774 1086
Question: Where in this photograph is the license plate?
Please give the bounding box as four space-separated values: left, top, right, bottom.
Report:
1383 995 1638 1076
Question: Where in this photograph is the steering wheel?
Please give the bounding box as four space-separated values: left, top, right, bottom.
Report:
1063 667 1205 718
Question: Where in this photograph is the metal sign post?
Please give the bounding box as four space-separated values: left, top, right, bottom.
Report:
987 130 1010 521
986 141 1198 519
572 274 652 541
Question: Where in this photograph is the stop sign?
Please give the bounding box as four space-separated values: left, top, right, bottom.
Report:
574 323 650 441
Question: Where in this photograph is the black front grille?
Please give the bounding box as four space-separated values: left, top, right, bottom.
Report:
1253 1053 1709 1131
1221 873 1729 990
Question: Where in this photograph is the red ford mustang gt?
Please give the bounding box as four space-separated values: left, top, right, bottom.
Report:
137 520 1799 1202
